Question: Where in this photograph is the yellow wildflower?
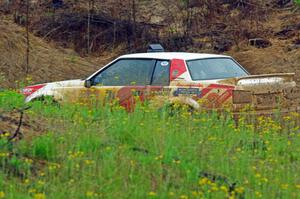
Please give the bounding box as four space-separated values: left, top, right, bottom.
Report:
235 187 245 194
179 195 188 199
34 193 46 199
220 185 228 192
148 191 157 196
155 155 163 161
0 153 9 157
28 189 36 193
84 160 95 165
3 132 10 137
281 184 289 190
38 180 45 186
191 191 198 196
199 177 209 185
86 191 94 197
211 185 219 192
262 177 268 183
255 191 262 198
172 159 181 164
168 192 175 196
130 160 135 166
0 191 4 199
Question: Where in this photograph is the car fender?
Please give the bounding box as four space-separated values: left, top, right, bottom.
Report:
24 79 84 103
25 85 63 103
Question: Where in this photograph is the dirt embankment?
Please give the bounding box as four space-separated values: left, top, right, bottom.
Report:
228 11 300 85
0 19 103 88
230 40 300 82
0 3 299 88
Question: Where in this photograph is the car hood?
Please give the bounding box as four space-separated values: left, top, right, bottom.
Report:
45 79 85 87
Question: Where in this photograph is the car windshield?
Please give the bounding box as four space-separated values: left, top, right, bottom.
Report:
186 58 248 80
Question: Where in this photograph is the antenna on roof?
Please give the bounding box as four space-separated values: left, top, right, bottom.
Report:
147 44 164 53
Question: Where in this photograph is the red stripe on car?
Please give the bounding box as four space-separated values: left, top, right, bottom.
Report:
22 84 46 97
170 59 187 81
201 84 234 97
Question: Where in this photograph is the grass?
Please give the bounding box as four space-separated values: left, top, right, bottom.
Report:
1 90 300 199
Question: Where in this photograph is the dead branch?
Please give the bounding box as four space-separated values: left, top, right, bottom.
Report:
7 106 31 142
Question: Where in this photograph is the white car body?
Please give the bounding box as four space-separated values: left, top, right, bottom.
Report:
22 52 297 113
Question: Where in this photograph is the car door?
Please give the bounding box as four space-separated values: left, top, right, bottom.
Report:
144 60 172 107
147 59 203 110
87 58 156 110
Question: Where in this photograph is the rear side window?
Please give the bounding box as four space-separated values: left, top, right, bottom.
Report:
93 59 155 86
151 60 170 86
187 58 248 80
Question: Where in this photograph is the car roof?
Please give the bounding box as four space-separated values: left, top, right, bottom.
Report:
119 52 231 60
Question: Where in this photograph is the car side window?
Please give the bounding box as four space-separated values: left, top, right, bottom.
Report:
93 59 156 86
151 60 170 86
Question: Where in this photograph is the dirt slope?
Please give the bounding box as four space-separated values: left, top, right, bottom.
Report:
0 19 101 88
0 110 46 141
0 5 299 88
228 10 300 86
230 39 300 80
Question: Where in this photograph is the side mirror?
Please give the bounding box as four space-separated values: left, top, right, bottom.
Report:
84 79 92 88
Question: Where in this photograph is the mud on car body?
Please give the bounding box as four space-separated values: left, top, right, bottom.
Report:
22 45 299 114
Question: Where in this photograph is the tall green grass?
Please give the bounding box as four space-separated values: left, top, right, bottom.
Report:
1 91 300 199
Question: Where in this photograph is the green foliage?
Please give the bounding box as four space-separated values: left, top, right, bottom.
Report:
1 91 300 198
31 133 58 161
0 90 25 111
295 0 300 5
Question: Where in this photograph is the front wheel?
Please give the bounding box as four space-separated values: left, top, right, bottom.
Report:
31 96 60 107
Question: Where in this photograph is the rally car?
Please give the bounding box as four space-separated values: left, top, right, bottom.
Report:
22 44 299 114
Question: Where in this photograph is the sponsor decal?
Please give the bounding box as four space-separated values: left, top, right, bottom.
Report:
173 88 201 97
161 61 169 66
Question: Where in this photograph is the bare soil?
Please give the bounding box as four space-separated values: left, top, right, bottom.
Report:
0 8 299 88
0 110 46 141
0 19 103 88
228 10 300 86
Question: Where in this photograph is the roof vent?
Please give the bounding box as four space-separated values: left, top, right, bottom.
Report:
147 44 164 53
